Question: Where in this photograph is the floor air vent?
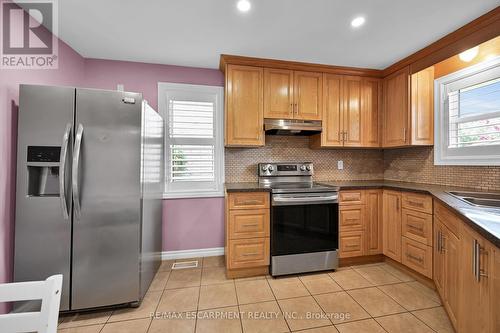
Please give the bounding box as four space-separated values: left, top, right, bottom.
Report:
171 260 199 270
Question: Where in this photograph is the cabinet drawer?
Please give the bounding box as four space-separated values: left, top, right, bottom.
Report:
228 238 269 269
402 208 433 246
339 231 364 258
339 191 365 205
402 237 433 278
339 205 364 231
402 192 432 214
434 201 460 237
229 209 269 239
228 192 270 210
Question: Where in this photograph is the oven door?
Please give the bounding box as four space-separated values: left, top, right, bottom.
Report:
271 192 339 256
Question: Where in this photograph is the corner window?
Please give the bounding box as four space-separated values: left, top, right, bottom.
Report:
435 57 500 165
158 83 224 198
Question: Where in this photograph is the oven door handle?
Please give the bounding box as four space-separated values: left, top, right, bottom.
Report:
272 194 338 206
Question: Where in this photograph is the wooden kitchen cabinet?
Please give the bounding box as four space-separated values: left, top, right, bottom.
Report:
402 236 433 278
365 190 383 255
294 71 323 120
382 190 402 262
263 68 294 119
340 205 364 231
442 223 460 329
310 75 381 148
225 65 264 147
382 66 434 147
339 230 364 258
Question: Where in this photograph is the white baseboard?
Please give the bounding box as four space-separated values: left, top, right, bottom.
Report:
161 247 225 260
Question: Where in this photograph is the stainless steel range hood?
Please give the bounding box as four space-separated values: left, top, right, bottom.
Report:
264 119 322 136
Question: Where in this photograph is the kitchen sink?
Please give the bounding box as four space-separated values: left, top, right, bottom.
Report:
447 191 500 209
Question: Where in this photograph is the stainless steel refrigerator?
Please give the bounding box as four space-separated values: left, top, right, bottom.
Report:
14 84 164 311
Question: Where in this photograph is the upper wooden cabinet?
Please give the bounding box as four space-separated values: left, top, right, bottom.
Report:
225 65 264 147
383 66 434 147
264 69 322 121
310 75 381 148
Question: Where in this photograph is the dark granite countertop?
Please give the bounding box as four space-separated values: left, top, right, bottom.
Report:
225 180 500 248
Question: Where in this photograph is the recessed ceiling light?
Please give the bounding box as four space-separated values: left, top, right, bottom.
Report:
351 16 365 28
237 0 251 12
459 46 479 62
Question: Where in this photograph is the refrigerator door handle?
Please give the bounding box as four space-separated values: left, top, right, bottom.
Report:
59 123 72 219
72 124 84 218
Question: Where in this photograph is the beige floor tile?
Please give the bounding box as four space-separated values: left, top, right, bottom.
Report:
58 325 104 333
198 283 237 310
149 313 196 333
378 282 440 311
235 279 275 304
328 269 373 290
297 326 339 333
157 286 200 313
353 265 401 285
299 274 342 295
378 263 415 282
349 262 384 269
235 275 266 282
58 310 112 329
407 281 442 304
166 268 202 289
201 266 233 285
278 296 331 331
412 307 455 333
101 318 151 333
108 291 162 322
149 271 170 291
335 318 386 333
375 312 434 333
239 301 289 333
268 276 309 299
196 306 242 333
159 259 175 272
314 291 370 325
347 287 406 317
203 256 225 268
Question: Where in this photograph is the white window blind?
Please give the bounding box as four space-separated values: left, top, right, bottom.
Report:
435 57 500 165
159 83 224 198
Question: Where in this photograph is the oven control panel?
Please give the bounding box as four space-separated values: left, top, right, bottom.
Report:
258 163 313 176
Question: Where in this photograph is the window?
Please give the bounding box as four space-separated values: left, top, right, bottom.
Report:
158 83 224 198
435 57 500 165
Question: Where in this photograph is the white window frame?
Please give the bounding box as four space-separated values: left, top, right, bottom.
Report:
434 56 500 166
158 82 224 199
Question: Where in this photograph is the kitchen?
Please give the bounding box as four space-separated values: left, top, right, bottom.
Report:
0 1 499 333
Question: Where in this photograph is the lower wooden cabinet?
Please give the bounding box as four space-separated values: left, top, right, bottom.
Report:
402 208 433 246
382 190 402 261
365 190 383 255
227 237 270 270
402 236 432 278
339 230 364 258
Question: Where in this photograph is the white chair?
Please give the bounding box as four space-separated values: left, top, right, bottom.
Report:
0 275 63 333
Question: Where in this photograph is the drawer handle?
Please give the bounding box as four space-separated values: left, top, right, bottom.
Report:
242 223 259 227
345 244 359 248
242 252 259 257
408 201 424 208
241 200 262 205
407 224 424 232
406 253 424 263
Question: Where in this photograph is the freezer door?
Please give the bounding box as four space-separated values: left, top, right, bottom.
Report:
71 89 142 309
14 85 74 311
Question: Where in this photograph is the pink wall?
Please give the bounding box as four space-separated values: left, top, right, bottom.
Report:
0 39 85 313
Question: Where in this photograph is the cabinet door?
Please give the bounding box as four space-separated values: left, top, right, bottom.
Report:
362 78 382 147
339 230 364 258
264 68 294 119
294 71 322 120
383 66 409 147
433 220 445 296
492 246 500 333
320 74 343 146
382 190 402 262
225 65 264 146
343 76 363 146
366 190 383 255
443 226 460 330
339 205 364 231
410 66 434 145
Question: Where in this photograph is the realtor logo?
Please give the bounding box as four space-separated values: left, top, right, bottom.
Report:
1 0 58 69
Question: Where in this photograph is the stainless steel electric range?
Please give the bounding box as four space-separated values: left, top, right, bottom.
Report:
258 162 339 276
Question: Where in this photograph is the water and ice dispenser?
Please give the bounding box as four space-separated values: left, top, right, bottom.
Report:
26 146 61 197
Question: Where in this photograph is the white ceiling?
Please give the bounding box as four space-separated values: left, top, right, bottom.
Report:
51 0 498 69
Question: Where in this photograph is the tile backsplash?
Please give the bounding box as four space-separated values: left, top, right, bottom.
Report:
225 136 500 191
384 146 500 191
225 136 384 182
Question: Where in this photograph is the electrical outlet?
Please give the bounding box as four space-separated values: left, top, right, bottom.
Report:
337 160 344 170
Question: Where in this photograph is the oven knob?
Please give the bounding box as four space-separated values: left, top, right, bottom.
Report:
261 165 268 171
300 165 306 171
306 165 311 171
268 165 275 172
